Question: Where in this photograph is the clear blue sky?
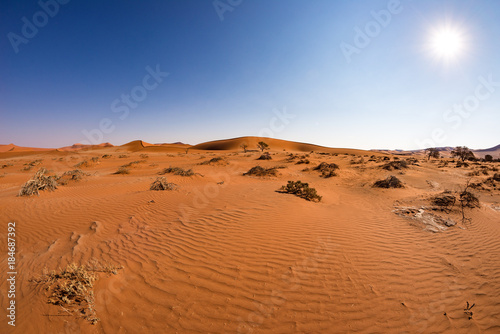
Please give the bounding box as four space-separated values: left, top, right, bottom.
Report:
1 0 499 149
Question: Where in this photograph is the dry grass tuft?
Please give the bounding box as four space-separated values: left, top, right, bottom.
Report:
257 152 272 160
200 157 228 165
244 166 278 177
58 169 89 185
29 261 123 325
373 176 404 188
150 177 177 191
18 168 58 196
113 167 130 175
313 162 339 178
159 167 195 176
278 180 322 202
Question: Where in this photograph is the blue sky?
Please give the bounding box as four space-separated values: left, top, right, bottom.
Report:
1 0 499 150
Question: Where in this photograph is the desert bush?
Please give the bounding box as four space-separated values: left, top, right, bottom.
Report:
244 166 278 177
18 168 58 196
150 177 177 191
200 157 228 165
313 162 339 178
118 154 129 158
22 159 42 171
121 160 146 168
456 161 469 168
101 154 112 159
74 160 93 168
492 173 500 182
459 190 480 208
1 163 13 169
257 141 269 152
90 157 100 163
57 169 89 185
257 152 272 160
381 160 408 171
373 176 404 188
431 191 456 212
139 154 149 159
158 167 194 176
278 180 322 202
113 167 130 175
29 261 122 325
295 159 310 165
485 155 493 162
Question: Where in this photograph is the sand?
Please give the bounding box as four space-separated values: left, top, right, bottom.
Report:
0 137 499 333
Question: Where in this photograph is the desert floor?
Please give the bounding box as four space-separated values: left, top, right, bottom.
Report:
1 140 499 333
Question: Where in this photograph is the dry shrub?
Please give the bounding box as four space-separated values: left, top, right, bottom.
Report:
373 176 404 188
244 166 278 177
381 160 408 171
29 261 123 325
113 167 130 175
431 191 456 212
101 154 112 159
159 167 194 176
118 154 129 158
74 160 93 168
1 163 13 169
257 152 272 160
278 180 322 202
295 159 310 165
58 169 89 185
139 154 149 159
18 168 58 196
121 160 146 168
460 190 480 208
150 177 177 191
313 162 339 178
200 157 228 165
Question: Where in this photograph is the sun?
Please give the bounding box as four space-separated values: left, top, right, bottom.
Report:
428 25 466 62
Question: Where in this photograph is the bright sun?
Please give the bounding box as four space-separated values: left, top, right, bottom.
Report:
429 26 465 61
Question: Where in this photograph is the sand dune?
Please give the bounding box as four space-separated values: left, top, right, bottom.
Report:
58 142 114 151
0 139 499 333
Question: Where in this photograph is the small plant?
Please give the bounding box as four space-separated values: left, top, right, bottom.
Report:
90 157 100 163
118 154 129 158
113 167 130 175
158 167 195 176
257 152 272 160
74 160 93 168
150 177 177 191
313 162 339 178
244 166 278 177
200 157 228 165
381 160 408 171
240 143 248 153
121 160 146 168
278 180 322 202
373 176 404 188
101 154 112 159
18 168 58 196
458 180 480 224
140 154 149 159
431 192 456 213
57 169 89 185
295 159 310 165
464 301 475 320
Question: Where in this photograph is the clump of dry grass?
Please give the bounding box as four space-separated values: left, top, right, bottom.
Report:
257 152 272 160
313 162 339 178
431 191 456 212
118 154 129 158
199 157 228 165
150 177 177 191
380 160 408 171
18 168 58 196
139 154 149 159
74 160 93 168
373 176 404 188
1 163 13 169
295 159 310 165
113 167 130 175
121 160 147 168
159 167 194 176
57 169 89 185
277 180 322 202
101 154 112 159
29 261 123 325
22 159 43 171
244 166 278 177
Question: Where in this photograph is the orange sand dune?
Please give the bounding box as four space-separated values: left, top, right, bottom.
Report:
0 140 499 333
190 136 380 155
0 144 53 153
58 142 114 151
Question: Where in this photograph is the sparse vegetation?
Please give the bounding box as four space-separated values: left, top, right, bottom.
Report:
18 168 58 196
121 160 146 168
113 167 130 175
118 154 129 158
200 157 228 165
150 177 177 191
295 159 310 165
244 166 278 177
425 148 440 160
464 301 475 320
57 169 89 185
313 162 339 178
257 141 269 152
158 167 194 176
240 144 248 153
451 146 475 162
381 160 408 171
431 191 456 213
278 180 322 202
140 154 149 159
373 176 404 188
257 152 272 160
101 154 112 159
29 261 123 325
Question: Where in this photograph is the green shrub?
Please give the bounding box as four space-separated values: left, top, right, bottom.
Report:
278 180 322 202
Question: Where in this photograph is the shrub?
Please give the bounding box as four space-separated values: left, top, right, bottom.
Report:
257 141 269 152
90 157 100 163
313 162 339 178
150 177 177 191
101 154 112 159
200 157 228 165
456 161 469 168
381 160 408 171
18 168 58 196
113 167 130 175
431 192 456 212
140 154 149 159
257 152 272 160
121 160 146 168
459 190 480 208
158 167 194 176
373 176 404 188
295 159 310 165
118 154 129 158
278 180 322 202
485 155 493 162
451 146 475 162
244 166 278 177
58 169 89 185
74 160 93 168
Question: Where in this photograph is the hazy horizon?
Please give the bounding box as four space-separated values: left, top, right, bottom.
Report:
1 0 499 150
